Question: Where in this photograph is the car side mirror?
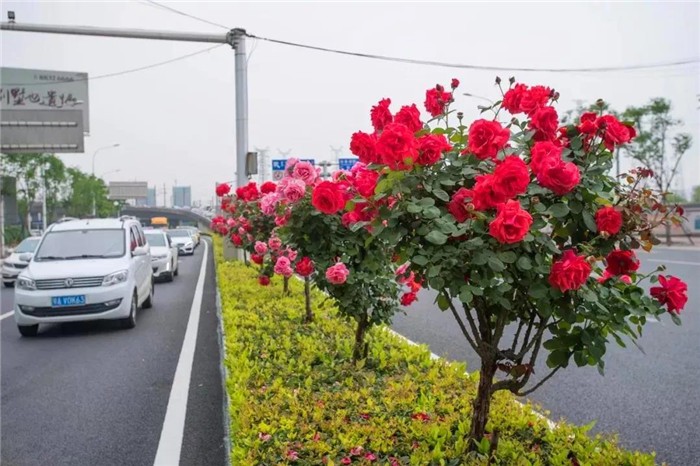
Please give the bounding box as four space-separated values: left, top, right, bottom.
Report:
132 246 148 257
18 253 33 262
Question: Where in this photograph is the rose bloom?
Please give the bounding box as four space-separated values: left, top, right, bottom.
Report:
450 78 460 89
230 234 242 246
250 254 264 265
424 87 452 117
258 275 270 286
312 181 346 214
501 83 527 114
352 166 380 198
529 106 559 141
536 158 581 195
493 156 530 199
519 85 552 116
254 241 268 255
578 112 599 135
650 275 688 314
274 256 294 277
350 131 379 165
529 141 563 174
488 200 533 244
416 133 452 166
548 249 592 292
447 187 474 223
467 119 510 160
215 183 230 197
471 175 507 211
260 192 280 216
375 122 419 170
595 206 623 235
370 98 393 132
598 114 636 150
268 236 282 250
292 161 318 186
260 181 277 194
326 262 350 285
401 291 418 306
605 250 640 276
282 178 307 202
394 104 423 133
295 257 315 277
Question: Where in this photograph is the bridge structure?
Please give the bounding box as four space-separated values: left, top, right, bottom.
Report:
120 206 213 231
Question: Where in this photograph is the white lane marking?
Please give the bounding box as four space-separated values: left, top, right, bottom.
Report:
646 259 700 266
0 311 15 321
153 240 208 466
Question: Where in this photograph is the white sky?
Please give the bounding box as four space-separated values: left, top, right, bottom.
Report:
1 1 699 206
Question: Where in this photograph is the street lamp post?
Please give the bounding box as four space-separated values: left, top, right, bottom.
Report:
91 143 120 176
462 92 494 105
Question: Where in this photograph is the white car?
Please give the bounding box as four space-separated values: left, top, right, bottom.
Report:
177 226 200 247
2 236 42 287
145 230 179 282
167 229 195 256
13 217 154 337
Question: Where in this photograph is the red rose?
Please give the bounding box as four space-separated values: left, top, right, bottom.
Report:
350 131 379 165
451 78 460 89
447 187 474 223
578 112 599 135
417 133 452 166
258 275 271 286
536 158 580 195
394 104 423 133
401 291 418 306
312 181 346 214
471 174 507 211
493 156 530 199
236 182 260 201
467 119 510 160
260 181 277 194
501 83 527 114
424 87 452 117
488 199 533 244
216 183 230 197
548 249 592 292
295 256 315 277
231 234 243 246
529 106 559 141
370 98 393 132
605 250 640 276
529 141 563 174
352 166 380 198
251 253 264 265
520 85 552 116
650 275 688 314
375 122 418 170
595 206 623 235
597 115 635 150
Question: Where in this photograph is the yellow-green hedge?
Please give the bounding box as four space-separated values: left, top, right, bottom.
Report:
214 238 657 466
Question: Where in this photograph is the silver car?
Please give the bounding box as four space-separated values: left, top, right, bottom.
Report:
2 236 42 287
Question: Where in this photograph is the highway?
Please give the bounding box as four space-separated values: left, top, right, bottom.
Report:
0 239 225 466
392 246 699 465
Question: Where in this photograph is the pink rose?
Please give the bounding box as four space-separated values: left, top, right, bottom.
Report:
292 161 318 186
254 241 268 255
274 256 293 277
260 193 280 215
268 237 282 250
282 178 307 202
326 262 349 285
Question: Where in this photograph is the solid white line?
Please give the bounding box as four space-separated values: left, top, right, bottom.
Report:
0 311 15 321
647 259 700 266
153 239 209 466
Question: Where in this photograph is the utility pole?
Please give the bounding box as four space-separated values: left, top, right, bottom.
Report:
255 146 270 182
0 158 5 258
330 145 343 166
0 21 249 190
162 184 167 208
41 164 48 231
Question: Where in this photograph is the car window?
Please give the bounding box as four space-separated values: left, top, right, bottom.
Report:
15 237 41 253
145 233 167 247
168 230 190 238
34 229 126 260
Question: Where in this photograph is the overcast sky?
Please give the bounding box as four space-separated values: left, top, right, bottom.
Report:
2 1 698 206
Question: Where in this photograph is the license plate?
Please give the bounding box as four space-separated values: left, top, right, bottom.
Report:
51 295 86 307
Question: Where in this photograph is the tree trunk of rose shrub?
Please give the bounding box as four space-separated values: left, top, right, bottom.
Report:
352 315 369 362
283 276 290 295
468 358 497 452
303 277 314 323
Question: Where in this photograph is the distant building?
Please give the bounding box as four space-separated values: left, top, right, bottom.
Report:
147 187 157 207
172 186 191 208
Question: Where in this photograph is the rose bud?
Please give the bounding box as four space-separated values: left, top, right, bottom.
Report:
495 76 502 84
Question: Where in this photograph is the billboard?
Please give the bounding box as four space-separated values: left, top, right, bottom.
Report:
1 67 90 132
108 181 148 200
0 109 84 153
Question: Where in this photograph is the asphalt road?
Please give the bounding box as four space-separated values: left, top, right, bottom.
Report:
392 246 699 465
0 239 225 466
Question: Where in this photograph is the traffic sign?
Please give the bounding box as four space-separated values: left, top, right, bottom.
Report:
338 158 359 171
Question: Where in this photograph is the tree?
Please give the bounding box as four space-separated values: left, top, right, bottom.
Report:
692 185 700 203
0 153 67 233
621 98 692 244
63 168 112 218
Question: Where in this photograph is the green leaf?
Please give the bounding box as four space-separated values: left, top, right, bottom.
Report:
582 210 597 232
498 251 518 263
549 203 570 218
425 230 448 245
546 350 570 368
529 283 548 299
517 256 532 271
412 255 429 266
433 188 450 202
406 203 422 214
374 178 391 195
459 286 473 304
471 251 489 266
417 198 436 207
487 256 505 272
569 200 584 214
437 294 450 311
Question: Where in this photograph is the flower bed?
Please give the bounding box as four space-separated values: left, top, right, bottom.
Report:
215 238 657 466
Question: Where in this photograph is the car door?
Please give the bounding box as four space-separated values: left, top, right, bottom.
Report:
167 234 178 269
130 225 148 301
136 224 151 297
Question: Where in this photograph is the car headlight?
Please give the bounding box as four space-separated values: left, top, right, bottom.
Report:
102 270 128 286
185 242 193 248
17 277 36 290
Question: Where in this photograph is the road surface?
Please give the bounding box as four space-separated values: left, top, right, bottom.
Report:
1 239 225 466
392 246 699 465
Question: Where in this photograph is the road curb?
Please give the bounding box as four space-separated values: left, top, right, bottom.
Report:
213 244 232 466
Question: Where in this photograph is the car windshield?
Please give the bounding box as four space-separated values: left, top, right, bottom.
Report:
34 229 125 261
145 233 167 247
15 237 41 253
168 230 191 238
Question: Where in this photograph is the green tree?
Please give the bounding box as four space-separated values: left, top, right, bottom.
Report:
63 168 113 218
621 98 692 244
0 153 67 233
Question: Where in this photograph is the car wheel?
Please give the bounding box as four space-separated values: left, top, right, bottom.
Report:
3 281 14 288
142 280 154 308
120 292 138 329
18 324 39 337
174 264 179 277
165 271 174 282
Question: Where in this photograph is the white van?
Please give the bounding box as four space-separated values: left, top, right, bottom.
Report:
13 217 154 337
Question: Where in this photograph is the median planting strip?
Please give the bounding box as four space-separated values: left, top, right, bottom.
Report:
214 238 657 465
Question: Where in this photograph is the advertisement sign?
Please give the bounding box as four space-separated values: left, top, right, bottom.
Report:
108 181 149 200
